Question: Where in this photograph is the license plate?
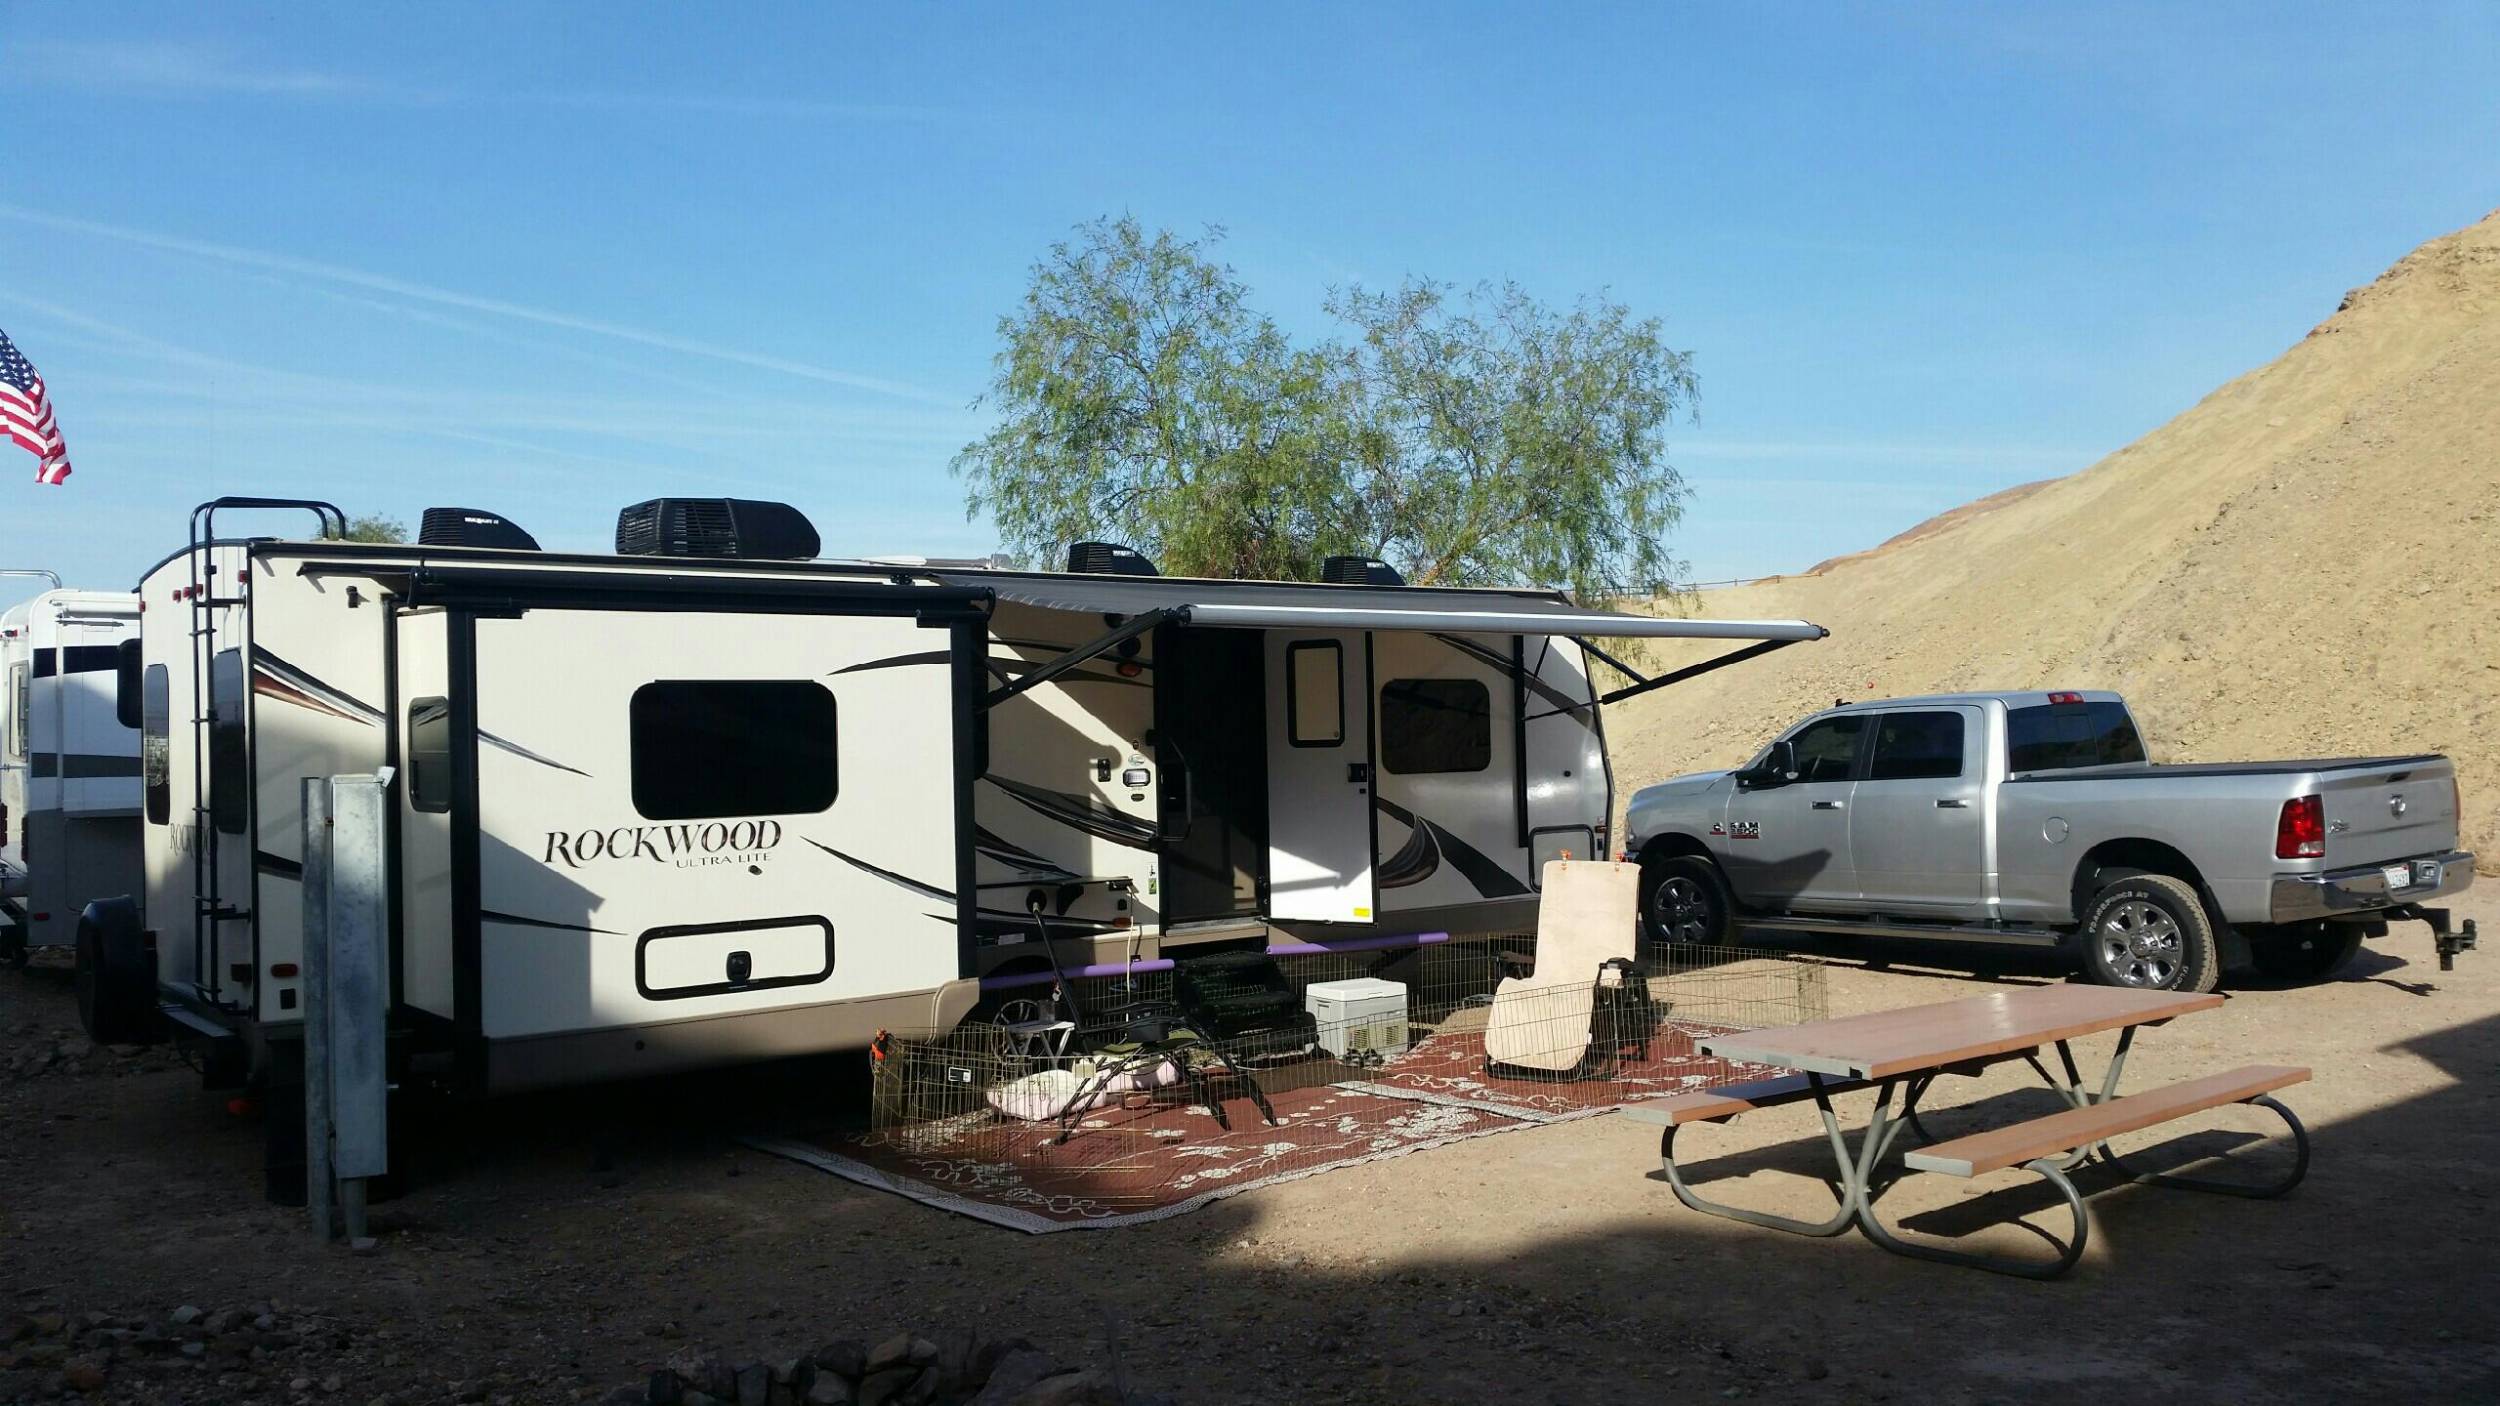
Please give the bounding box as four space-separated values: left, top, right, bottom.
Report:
2382 864 2411 892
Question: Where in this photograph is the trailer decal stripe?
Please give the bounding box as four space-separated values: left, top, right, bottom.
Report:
982 775 1158 849
801 837 955 901
973 826 1084 882
252 647 381 724
480 909 624 936
253 646 590 777
1374 798 1532 900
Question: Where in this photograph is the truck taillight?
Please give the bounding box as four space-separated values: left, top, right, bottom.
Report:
2276 795 2325 860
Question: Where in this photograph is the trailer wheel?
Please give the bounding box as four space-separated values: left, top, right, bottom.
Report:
2077 870 2219 994
74 897 161 1045
1640 855 1733 948
2247 923 2363 983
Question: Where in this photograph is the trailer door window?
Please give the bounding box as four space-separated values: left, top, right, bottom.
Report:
407 697 453 813
1381 677 1491 774
143 664 170 824
1866 711 1965 781
210 648 248 834
631 680 838 821
1285 641 1344 747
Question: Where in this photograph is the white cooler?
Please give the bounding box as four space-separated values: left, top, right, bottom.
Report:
1305 977 1410 1060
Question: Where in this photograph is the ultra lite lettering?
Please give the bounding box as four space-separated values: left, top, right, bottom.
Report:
543 819 783 869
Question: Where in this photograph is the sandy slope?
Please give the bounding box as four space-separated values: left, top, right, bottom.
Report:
1614 209 2500 857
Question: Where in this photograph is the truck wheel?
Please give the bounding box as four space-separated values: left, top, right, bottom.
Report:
2247 923 2362 983
74 897 161 1045
2078 871 2219 994
1641 855 1732 947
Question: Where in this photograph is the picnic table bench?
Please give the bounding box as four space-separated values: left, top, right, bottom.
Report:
1624 985 2309 1277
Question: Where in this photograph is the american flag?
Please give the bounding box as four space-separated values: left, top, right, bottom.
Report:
1 328 73 486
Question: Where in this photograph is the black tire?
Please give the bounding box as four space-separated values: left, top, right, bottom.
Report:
74 897 160 1045
1640 854 1733 948
2076 870 2220 994
2247 923 2363 983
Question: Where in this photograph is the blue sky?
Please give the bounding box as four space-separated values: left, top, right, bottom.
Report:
3 2 2495 610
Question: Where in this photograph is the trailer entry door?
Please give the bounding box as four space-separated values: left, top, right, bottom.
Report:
1264 631 1376 923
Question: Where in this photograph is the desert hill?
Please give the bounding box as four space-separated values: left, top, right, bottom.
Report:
1614 208 2500 857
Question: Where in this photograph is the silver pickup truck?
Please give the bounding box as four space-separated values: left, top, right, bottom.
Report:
1624 690 2476 992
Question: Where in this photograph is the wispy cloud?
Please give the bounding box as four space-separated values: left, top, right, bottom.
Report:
0 205 957 403
4 39 404 98
6 39 985 125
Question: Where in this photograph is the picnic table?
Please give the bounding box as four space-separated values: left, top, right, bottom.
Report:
1625 985 2310 1277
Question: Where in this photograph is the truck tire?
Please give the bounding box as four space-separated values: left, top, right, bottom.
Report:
1640 855 1733 948
2247 923 2363 983
74 897 161 1045
2077 870 2219 993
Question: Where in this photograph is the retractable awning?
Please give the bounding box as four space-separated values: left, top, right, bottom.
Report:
927 570 1827 642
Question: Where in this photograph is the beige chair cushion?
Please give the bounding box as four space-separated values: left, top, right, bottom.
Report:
1481 860 1640 1071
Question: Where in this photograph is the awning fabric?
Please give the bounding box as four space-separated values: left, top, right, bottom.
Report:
928 570 1826 642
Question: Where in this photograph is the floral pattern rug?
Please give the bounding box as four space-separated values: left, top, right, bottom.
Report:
748 1022 1780 1232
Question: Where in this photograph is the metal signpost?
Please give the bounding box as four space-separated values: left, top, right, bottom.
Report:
301 771 392 1242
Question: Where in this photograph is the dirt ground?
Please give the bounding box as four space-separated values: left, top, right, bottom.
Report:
6 894 2497 1405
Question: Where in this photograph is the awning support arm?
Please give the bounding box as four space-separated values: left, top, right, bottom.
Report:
982 607 1183 710
1594 637 1799 707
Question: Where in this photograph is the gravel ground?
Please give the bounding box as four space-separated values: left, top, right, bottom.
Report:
6 893 2497 1404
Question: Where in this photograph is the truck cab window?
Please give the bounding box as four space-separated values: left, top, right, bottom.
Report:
630 679 838 820
1867 711 1965 781
2007 701 2145 772
1781 714 1865 782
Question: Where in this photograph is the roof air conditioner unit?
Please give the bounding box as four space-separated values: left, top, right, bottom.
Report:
615 499 821 560
1320 555 1404 586
1065 541 1158 576
418 507 541 551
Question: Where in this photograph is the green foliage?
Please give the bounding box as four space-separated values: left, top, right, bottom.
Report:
332 513 408 544
956 217 1696 601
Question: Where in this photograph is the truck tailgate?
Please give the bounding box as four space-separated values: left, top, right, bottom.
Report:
2320 757 2459 867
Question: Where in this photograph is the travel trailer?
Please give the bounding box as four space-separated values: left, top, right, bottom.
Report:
1 582 142 966
83 497 1823 1145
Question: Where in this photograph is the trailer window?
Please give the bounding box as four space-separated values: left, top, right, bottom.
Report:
1867 711 1965 781
1381 678 1491 774
143 665 170 824
1285 641 1344 747
115 639 144 730
2007 701 2145 773
631 680 837 821
4 662 22 761
407 697 452 814
210 648 248 834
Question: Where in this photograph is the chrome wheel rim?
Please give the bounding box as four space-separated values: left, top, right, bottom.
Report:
2096 900 2183 987
1652 875 1716 944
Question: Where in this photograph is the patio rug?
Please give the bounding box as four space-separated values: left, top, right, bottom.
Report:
747 1020 1781 1233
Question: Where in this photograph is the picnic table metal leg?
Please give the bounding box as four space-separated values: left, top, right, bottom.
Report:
1854 1155 2092 1280
1651 1073 1884 1238
2094 1095 2310 1199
